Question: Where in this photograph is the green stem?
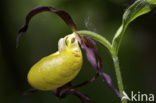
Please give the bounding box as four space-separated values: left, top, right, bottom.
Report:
112 55 127 103
77 30 127 103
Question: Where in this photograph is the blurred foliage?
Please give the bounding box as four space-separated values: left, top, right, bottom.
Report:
0 0 156 103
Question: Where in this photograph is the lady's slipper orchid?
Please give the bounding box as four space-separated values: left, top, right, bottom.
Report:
17 6 121 103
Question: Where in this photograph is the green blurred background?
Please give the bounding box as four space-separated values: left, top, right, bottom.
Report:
1 0 156 103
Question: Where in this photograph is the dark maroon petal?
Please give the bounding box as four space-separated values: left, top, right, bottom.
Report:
83 36 96 49
78 35 121 99
52 83 91 103
79 36 99 69
86 48 97 69
56 88 91 103
67 89 91 103
16 6 76 47
98 71 122 98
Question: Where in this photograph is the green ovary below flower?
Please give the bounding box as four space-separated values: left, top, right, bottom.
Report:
27 33 83 90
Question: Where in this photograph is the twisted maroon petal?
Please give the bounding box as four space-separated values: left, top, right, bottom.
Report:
78 35 122 98
16 6 76 47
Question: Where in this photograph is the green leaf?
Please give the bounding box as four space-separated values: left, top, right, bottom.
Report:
112 0 156 56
